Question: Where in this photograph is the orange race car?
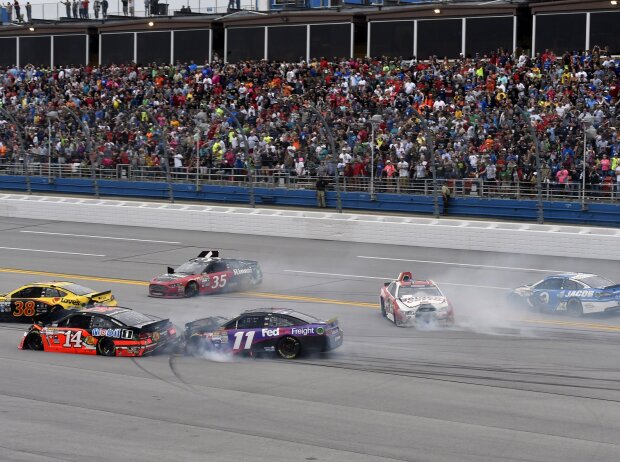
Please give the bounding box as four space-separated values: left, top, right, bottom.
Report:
19 306 177 357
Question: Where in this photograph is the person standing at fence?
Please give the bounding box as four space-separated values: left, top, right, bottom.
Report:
81 0 88 18
143 0 149 15
6 2 12 21
93 0 99 17
61 0 70 17
121 0 127 15
615 161 620 198
441 183 451 215
101 0 107 17
13 0 20 22
316 176 328 208
72 0 78 18
25 1 30 21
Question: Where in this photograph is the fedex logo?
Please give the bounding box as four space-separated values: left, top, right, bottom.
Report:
261 328 280 337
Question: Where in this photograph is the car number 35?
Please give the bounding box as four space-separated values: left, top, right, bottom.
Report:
210 275 227 289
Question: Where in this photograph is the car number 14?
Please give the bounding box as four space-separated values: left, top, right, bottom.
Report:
63 331 83 348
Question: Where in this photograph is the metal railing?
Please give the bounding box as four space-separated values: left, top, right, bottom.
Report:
1 1 256 22
1 163 618 203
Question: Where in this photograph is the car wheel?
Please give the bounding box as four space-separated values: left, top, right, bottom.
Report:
276 336 301 359
97 338 116 357
251 269 262 286
380 299 386 317
26 332 43 351
393 311 402 327
567 299 583 317
50 305 64 313
184 282 199 298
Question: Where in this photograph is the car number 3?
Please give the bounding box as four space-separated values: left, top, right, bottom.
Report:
210 274 227 289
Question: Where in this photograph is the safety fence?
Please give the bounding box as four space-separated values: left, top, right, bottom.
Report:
1 162 618 204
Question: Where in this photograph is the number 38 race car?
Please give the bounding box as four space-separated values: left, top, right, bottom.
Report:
0 281 117 322
19 306 177 357
509 273 620 316
380 272 455 327
149 250 262 298
183 308 343 359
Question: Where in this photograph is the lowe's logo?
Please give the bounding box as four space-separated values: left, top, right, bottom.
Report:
566 290 594 297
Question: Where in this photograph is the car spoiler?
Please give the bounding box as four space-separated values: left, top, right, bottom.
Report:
325 317 339 327
167 267 175 274
88 290 113 302
198 250 220 258
184 316 229 336
603 284 620 291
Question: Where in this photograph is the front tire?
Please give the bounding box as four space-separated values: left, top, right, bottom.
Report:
97 338 116 356
26 332 43 351
380 299 386 317
184 282 199 298
567 299 583 317
276 336 301 359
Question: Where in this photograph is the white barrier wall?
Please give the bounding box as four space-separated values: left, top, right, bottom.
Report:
1 194 619 261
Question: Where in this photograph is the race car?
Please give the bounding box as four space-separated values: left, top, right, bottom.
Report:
149 250 262 298
183 308 343 359
19 306 177 357
380 272 454 327
0 281 117 322
508 273 620 316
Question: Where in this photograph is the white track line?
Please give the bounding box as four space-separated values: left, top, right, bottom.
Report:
0 246 105 257
283 270 510 291
357 255 565 274
20 231 181 244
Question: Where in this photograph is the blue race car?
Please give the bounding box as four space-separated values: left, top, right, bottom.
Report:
183 308 343 359
509 273 620 316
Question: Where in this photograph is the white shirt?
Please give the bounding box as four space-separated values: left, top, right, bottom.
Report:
397 160 409 178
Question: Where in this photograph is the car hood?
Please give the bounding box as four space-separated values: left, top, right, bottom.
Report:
152 273 191 283
398 296 448 310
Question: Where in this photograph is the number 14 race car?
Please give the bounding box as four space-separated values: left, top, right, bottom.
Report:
380 272 455 327
149 250 263 298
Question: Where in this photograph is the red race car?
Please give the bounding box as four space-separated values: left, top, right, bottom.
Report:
380 272 454 327
149 250 263 298
19 306 177 357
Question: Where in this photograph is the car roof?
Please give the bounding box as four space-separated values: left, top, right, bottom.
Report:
242 308 295 316
26 281 79 288
548 273 598 280
80 306 133 317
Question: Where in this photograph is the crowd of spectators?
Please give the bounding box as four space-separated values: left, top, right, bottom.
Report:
1 46 620 197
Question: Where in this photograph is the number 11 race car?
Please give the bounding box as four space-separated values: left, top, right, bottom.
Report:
183 308 343 359
149 250 263 298
19 306 177 357
380 272 454 327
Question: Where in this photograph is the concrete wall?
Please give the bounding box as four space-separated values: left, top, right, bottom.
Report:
1 193 618 261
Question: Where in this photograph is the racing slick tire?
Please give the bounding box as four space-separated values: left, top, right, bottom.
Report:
184 282 199 298
25 332 44 351
97 338 116 357
566 299 583 317
276 336 301 359
393 313 402 327
380 299 386 317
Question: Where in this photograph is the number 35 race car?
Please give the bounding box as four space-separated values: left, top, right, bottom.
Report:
149 250 263 298
183 308 343 359
380 272 455 327
509 273 620 316
19 306 177 357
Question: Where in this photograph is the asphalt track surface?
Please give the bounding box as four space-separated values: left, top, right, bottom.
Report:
1 218 620 462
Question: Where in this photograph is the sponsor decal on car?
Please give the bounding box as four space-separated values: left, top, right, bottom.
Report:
233 268 253 275
565 290 595 298
92 328 122 338
291 327 314 335
261 328 280 337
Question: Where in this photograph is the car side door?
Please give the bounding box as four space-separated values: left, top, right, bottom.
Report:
54 314 92 353
227 314 268 353
531 277 564 310
385 283 398 316
10 286 44 320
204 261 233 293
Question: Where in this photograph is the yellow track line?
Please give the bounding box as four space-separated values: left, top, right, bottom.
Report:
1 267 619 332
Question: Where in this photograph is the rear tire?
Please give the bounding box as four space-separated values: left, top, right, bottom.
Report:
26 332 43 351
184 282 199 298
276 336 301 359
186 336 206 356
97 338 116 356
380 299 386 317
567 299 583 317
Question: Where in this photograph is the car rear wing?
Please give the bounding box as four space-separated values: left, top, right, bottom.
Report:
603 284 620 292
184 316 229 336
88 290 114 303
325 317 339 328
198 250 220 258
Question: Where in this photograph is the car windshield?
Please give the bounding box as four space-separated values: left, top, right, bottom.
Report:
61 283 95 296
580 275 615 289
398 286 442 297
175 261 207 274
111 310 154 327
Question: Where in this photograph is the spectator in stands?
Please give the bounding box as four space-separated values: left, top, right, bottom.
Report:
122 0 127 15
13 0 20 22
316 176 327 208
25 1 30 21
61 0 71 17
71 0 78 18
144 0 149 15
6 2 13 21
93 0 99 18
101 0 107 17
